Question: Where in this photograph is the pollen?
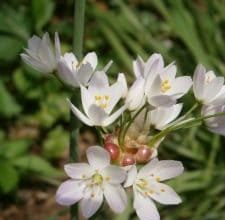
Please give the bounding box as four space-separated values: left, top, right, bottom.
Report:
94 94 110 109
160 188 165 192
148 189 154 194
105 176 110 182
156 177 161 182
161 79 171 93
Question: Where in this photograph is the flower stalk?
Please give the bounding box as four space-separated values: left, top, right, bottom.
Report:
70 0 86 219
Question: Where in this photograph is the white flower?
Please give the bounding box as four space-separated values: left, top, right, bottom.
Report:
56 146 127 218
202 104 225 136
21 32 61 73
124 158 184 220
57 52 97 87
69 71 127 126
147 63 192 107
148 103 183 130
126 54 164 110
193 64 225 105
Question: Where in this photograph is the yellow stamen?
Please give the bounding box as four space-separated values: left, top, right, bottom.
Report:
161 79 171 93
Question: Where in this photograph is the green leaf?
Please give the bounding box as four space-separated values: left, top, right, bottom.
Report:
0 81 21 117
13 155 62 177
0 161 19 193
0 139 31 158
0 36 24 62
43 126 69 159
32 0 55 31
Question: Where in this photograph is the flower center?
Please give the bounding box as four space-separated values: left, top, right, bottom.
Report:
92 173 103 185
160 79 171 93
95 95 110 109
72 59 87 70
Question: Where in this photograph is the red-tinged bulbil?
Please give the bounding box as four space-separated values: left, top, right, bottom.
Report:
104 143 120 160
135 146 152 163
121 153 136 166
104 134 114 144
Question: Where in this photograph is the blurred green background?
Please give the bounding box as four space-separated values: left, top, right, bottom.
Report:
0 0 225 219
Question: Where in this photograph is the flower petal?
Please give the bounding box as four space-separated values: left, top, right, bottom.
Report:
81 86 94 116
89 70 109 89
76 63 94 86
102 105 127 126
68 100 94 126
101 165 126 184
193 64 206 100
64 163 94 179
133 55 145 78
134 190 160 220
104 184 127 213
56 180 83 206
87 105 108 126
137 158 159 178
148 94 177 107
81 186 103 218
83 52 98 70
86 146 110 170
117 73 128 98
150 160 184 181
149 182 182 205
123 165 137 187
126 77 145 111
54 32 61 60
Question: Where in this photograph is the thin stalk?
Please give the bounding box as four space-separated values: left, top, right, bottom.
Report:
149 110 225 146
120 104 147 147
70 0 86 219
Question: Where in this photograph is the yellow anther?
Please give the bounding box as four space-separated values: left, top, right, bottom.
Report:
149 189 154 194
105 176 110 182
95 95 102 101
156 177 161 182
160 188 165 192
161 79 171 93
104 95 110 100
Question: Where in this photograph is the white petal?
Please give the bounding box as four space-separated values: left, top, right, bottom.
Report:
104 184 127 213
83 52 98 70
56 180 83 206
54 32 61 60
57 59 79 87
102 105 126 126
21 53 50 73
81 86 94 116
150 160 184 181
193 64 206 100
148 95 177 107
81 186 103 218
28 35 41 52
160 63 176 81
86 146 110 170
134 190 160 220
76 63 94 86
137 158 159 178
117 73 128 98
126 77 145 111
87 105 108 126
168 76 193 98
150 104 183 130
133 55 145 78
149 181 182 205
89 70 109 89
203 77 224 104
68 100 94 126
123 165 137 187
64 163 94 179
101 165 126 184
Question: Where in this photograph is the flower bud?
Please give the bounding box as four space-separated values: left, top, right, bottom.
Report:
135 146 152 163
104 143 120 160
121 154 135 166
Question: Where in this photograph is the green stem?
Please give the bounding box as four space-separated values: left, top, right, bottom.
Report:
119 104 147 147
149 109 225 146
70 0 86 219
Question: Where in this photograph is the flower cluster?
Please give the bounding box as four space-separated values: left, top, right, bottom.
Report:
21 32 225 220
